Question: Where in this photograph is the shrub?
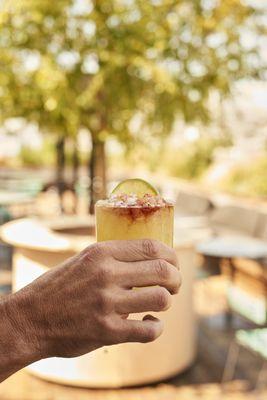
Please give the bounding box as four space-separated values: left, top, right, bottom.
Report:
19 138 55 167
222 156 267 197
163 135 232 180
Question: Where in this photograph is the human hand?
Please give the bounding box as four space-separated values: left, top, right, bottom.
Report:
4 239 181 362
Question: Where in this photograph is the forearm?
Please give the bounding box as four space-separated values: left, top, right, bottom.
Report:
0 292 40 382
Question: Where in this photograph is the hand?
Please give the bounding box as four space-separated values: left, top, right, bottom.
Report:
4 239 181 362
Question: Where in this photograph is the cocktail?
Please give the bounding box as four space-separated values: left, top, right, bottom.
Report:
95 179 174 246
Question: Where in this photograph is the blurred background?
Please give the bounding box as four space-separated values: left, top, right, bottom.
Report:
0 0 267 399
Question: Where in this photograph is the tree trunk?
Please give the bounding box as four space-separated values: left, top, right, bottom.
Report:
72 142 79 186
71 138 79 213
56 136 65 213
89 137 106 214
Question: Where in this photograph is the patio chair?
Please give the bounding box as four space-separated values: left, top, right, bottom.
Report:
199 205 266 270
175 190 213 217
222 328 267 391
255 212 267 241
197 206 267 323
209 205 261 237
223 257 267 326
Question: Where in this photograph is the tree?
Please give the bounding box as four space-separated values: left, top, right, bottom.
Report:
0 0 264 212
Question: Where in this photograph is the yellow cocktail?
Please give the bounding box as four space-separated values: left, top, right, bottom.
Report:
95 180 174 246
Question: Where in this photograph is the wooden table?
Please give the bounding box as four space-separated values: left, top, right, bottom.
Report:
197 235 267 260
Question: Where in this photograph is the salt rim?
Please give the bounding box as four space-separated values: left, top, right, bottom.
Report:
97 193 174 208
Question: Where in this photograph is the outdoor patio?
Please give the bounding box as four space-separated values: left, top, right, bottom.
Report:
1 0 267 396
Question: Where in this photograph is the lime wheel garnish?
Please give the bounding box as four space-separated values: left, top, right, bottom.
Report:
111 178 158 197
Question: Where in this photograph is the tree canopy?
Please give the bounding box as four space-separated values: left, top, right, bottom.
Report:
0 0 264 206
1 0 262 134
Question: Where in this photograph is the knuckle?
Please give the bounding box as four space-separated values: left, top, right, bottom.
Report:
101 316 117 339
155 288 171 311
101 315 111 330
155 259 170 281
95 290 111 315
142 239 159 258
96 264 112 286
172 249 179 267
171 270 182 294
141 326 158 343
84 243 103 262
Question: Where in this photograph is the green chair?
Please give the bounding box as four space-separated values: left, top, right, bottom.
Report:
222 328 267 390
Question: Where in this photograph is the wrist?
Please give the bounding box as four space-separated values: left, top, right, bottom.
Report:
2 290 44 367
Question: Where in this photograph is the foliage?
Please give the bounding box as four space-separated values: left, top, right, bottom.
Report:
19 137 55 167
221 156 267 197
0 0 263 141
19 137 89 167
0 0 265 206
162 135 232 180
